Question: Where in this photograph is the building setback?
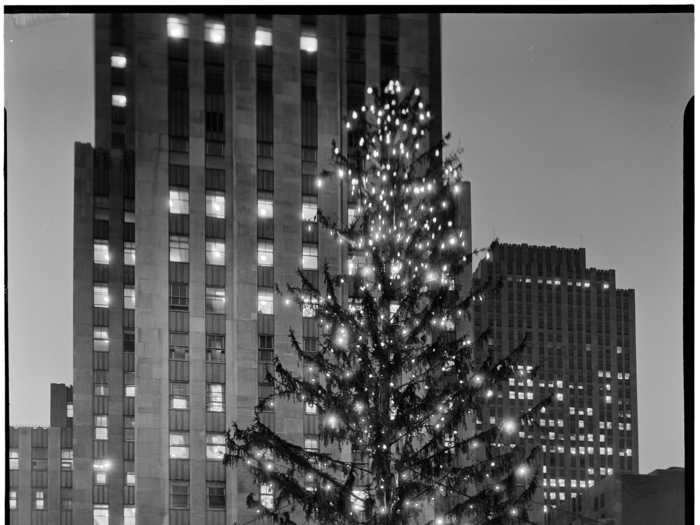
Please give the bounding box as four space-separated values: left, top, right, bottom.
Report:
472 243 638 521
547 467 685 525
73 13 450 525
8 384 74 525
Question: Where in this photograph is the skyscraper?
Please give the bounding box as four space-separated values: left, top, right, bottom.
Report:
472 243 638 520
73 13 448 525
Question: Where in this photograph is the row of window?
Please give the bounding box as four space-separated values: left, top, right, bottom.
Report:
169 432 226 459
167 15 319 52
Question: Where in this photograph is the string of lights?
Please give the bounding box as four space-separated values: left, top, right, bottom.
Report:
225 80 550 525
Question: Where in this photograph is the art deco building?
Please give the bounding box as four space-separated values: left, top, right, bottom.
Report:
73 12 451 525
472 243 638 520
8 384 74 525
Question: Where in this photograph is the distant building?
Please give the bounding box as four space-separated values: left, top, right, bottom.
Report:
472 243 638 521
8 384 74 525
548 467 685 525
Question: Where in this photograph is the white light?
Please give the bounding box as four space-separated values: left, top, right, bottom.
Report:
516 464 530 478
205 21 225 44
255 27 272 47
110 54 127 68
167 16 188 39
300 33 317 53
325 414 339 428
502 418 517 434
112 94 127 107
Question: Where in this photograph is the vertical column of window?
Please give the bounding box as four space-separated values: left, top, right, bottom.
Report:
31 429 48 514
121 152 135 504
345 16 366 304
299 16 321 470
110 14 128 149
379 14 399 88
204 69 227 500
204 19 225 158
203 166 226 502
166 16 191 519
255 16 275 430
204 23 228 470
92 151 111 511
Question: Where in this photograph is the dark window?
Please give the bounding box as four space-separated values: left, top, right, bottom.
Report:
208 484 225 508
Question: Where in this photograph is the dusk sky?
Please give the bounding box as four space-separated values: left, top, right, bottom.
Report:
6 12 691 475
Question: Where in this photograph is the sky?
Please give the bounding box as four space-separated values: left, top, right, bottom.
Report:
5 12 691 475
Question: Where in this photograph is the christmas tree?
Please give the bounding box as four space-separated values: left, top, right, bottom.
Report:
225 81 550 525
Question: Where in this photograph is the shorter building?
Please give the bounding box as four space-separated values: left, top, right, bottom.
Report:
8 384 74 525
547 467 685 525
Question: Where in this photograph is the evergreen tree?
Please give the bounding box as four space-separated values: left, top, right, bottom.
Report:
226 81 550 525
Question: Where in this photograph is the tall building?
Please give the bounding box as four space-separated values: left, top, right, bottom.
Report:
73 13 449 525
548 467 685 525
472 243 638 520
8 384 74 525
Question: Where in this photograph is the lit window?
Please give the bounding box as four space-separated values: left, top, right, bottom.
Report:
304 437 319 452
351 488 366 514
94 285 109 307
305 402 317 415
258 198 273 218
206 241 225 265
300 32 318 53
170 383 189 410
124 242 135 265
260 482 274 509
94 240 110 264
257 241 274 266
9 449 19 470
603 282 610 289
169 432 189 459
124 507 136 525
255 27 272 47
169 189 189 214
111 54 127 68
125 385 135 397
169 236 189 262
94 384 109 396
302 295 318 318
206 192 225 219
95 471 107 485
205 20 225 44
258 290 274 315
66 403 73 418
347 205 360 225
123 287 135 309
35 490 45 510
126 472 136 485
206 434 226 460
605 395 612 404
207 383 224 412
167 16 188 39
95 429 108 441
302 245 318 270
9 490 16 509
555 393 564 401
93 328 109 352
302 200 317 222
112 94 127 107
205 288 226 314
